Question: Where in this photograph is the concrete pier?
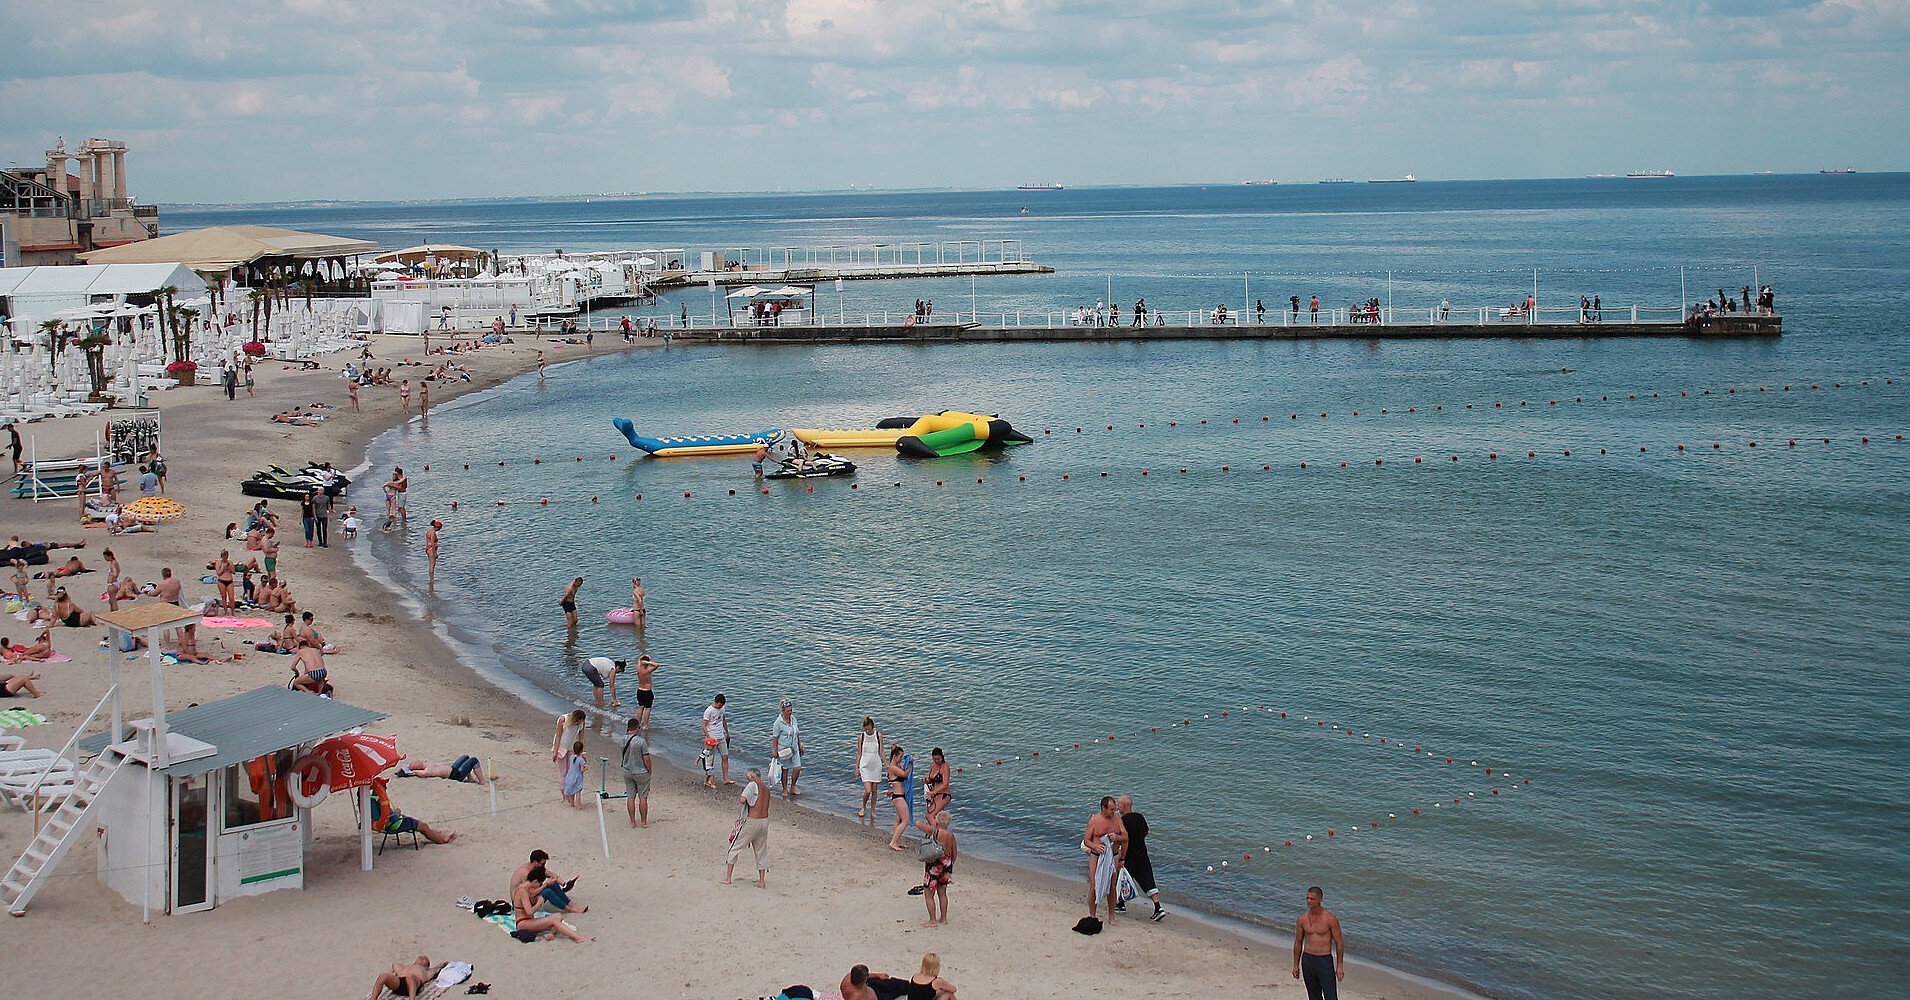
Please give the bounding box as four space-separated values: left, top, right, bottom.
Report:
679 314 1780 345
652 260 1053 289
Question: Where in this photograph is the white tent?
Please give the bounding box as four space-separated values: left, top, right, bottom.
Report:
0 263 209 329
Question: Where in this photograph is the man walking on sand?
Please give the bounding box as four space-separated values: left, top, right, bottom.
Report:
1082 795 1128 926
620 718 651 828
633 654 659 730
1293 886 1346 1000
1116 794 1166 921
559 577 582 628
722 767 771 887
702 693 732 787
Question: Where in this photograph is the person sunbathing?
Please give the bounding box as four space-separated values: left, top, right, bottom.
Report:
38 556 88 594
6 629 55 663
270 411 315 426
511 866 589 942
395 756 489 784
370 954 432 1000
1 672 44 698
172 623 216 664
49 589 98 628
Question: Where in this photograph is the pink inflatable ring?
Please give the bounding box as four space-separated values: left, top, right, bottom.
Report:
605 608 636 625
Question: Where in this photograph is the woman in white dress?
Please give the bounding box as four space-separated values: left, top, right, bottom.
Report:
855 715 884 818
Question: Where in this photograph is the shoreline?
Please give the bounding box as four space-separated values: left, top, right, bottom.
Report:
3 330 1471 1000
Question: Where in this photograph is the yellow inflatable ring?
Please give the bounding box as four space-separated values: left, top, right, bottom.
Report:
124 496 185 523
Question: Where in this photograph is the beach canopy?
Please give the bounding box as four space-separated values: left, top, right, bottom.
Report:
726 285 767 299
78 225 377 270
767 285 813 297
375 244 483 263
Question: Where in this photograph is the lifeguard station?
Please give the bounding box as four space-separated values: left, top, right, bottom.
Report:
1 601 384 917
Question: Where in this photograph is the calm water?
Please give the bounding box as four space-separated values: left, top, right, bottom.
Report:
182 178 1910 1000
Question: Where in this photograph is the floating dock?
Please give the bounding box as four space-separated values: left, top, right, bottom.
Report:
680 314 1780 345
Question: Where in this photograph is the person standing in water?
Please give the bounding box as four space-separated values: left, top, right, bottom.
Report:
630 577 647 628
424 520 441 585
633 654 659 730
558 577 582 628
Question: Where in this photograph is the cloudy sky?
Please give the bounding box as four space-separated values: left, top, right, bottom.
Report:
1 0 1903 203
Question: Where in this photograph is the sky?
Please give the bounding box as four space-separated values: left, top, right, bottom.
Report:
1 0 1905 203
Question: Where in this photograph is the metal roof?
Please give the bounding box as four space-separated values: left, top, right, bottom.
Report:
80 686 386 778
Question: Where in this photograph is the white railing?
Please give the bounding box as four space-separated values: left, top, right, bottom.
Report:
16 683 116 809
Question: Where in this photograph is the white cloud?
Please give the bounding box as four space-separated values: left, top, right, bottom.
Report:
0 0 1902 199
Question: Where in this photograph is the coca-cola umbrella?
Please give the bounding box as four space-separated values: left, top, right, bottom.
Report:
285 732 400 808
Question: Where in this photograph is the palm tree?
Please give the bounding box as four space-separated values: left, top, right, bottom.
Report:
174 306 199 362
249 287 267 341
152 285 179 359
79 332 112 397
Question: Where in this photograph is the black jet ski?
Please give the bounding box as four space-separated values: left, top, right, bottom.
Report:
764 455 857 479
240 462 351 500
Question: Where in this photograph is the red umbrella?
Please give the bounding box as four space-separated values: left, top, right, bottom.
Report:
287 733 400 805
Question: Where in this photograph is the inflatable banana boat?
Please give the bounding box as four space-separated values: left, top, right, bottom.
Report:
792 411 1033 457
612 418 781 457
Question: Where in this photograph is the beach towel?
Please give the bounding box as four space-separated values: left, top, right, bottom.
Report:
1091 834 1118 901
902 752 918 827
203 616 273 628
0 709 47 730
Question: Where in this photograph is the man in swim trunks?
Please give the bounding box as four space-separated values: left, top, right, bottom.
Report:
752 443 768 478
154 567 182 604
559 577 582 627
633 655 659 730
581 656 625 709
395 756 487 784
1293 886 1345 1000
1082 795 1128 926
290 642 328 691
630 577 646 627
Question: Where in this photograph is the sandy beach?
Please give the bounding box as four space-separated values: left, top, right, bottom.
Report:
1 331 1457 1000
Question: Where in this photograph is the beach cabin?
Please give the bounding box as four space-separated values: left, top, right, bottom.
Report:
0 602 384 917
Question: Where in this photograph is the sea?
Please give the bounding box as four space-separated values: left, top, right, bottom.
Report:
172 176 1910 1000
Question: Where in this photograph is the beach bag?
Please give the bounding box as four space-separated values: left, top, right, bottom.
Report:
768 758 783 783
1116 868 1140 904
915 838 945 863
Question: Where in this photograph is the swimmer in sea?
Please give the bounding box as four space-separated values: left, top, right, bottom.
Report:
559 576 582 628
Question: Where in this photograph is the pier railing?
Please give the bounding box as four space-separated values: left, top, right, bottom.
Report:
528 303 1714 333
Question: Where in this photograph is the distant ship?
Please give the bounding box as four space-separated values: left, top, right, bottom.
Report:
1369 174 1417 183
1820 167 1856 175
1016 182 1064 191
1318 178 1354 184
1243 179 1277 186
1627 170 1675 179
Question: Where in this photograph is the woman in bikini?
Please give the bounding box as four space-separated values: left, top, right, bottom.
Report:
213 551 236 608
887 745 911 851
924 747 952 824
511 866 591 942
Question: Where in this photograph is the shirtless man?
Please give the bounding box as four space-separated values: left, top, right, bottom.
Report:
154 567 182 606
633 654 659 730
630 576 646 627
386 467 409 524
40 555 87 596
509 849 573 899
1081 795 1128 925
424 520 441 585
290 643 328 691
558 577 583 628
369 954 431 1000
751 443 768 478
721 768 772 887
1292 886 1346 1000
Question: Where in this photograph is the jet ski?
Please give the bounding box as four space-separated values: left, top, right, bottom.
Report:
240 461 351 500
764 454 857 479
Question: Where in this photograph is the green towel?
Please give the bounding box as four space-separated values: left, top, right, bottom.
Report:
0 709 46 730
